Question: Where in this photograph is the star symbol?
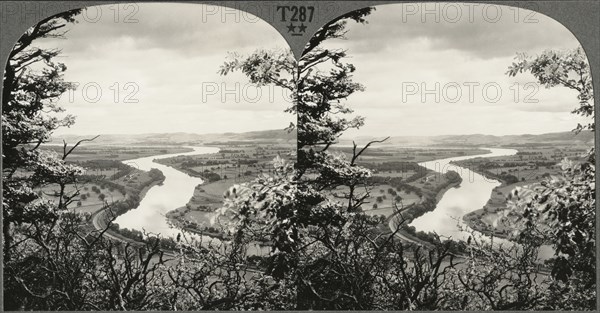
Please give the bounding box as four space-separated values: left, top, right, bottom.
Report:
286 23 296 33
298 23 307 33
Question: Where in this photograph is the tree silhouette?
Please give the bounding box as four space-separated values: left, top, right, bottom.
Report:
3 8 82 263
507 47 594 132
506 47 595 310
2 11 176 310
217 7 456 310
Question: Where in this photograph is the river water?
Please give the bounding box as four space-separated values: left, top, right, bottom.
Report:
113 146 551 259
113 146 269 255
114 146 220 237
410 148 516 239
410 147 553 259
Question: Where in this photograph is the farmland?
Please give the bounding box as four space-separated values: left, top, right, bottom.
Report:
41 144 192 162
323 146 475 222
460 144 591 238
36 145 182 214
158 142 295 234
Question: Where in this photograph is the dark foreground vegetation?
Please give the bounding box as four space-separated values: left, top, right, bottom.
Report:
2 7 595 311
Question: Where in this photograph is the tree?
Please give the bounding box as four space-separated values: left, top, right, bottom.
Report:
217 7 456 310
2 8 82 263
506 47 595 310
439 233 547 310
507 47 594 132
2 11 177 310
7 6 591 311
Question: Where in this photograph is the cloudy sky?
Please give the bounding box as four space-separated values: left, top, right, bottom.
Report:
35 3 590 137
38 3 292 135
322 3 589 138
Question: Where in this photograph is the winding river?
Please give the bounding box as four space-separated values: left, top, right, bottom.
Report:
410 148 516 239
113 146 551 259
113 146 269 255
410 147 553 259
114 146 220 237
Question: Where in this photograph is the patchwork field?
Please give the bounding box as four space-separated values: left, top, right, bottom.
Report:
159 142 295 234
40 144 192 162
460 144 590 238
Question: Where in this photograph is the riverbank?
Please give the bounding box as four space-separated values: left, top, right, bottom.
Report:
165 206 232 241
90 171 166 245
109 146 220 236
392 148 523 247
386 179 462 248
447 147 567 242
435 180 459 202
458 165 530 241
162 177 252 238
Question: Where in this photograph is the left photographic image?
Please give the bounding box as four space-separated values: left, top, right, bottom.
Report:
2 3 296 310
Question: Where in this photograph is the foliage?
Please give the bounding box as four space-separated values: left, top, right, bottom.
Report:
445 170 462 183
2 11 176 310
3 6 595 311
5 212 174 310
201 171 221 182
507 46 596 309
439 233 549 310
507 47 594 132
215 7 466 310
2 9 83 262
502 155 596 309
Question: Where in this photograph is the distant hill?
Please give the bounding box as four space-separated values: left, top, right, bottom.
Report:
51 130 593 148
51 129 296 146
339 131 594 147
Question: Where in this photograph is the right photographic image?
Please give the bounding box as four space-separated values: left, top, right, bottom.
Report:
294 2 595 310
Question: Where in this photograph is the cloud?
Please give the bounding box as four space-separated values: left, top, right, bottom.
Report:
319 3 588 137
336 3 582 60
30 3 293 135
41 3 283 56
19 2 590 137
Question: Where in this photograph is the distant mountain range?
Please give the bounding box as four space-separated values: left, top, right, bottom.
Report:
51 129 297 145
51 130 593 148
340 131 594 147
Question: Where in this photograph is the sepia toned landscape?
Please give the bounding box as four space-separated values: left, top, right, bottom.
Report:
2 2 596 311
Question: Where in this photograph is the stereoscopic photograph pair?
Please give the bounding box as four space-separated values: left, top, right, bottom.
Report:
1 1 597 311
